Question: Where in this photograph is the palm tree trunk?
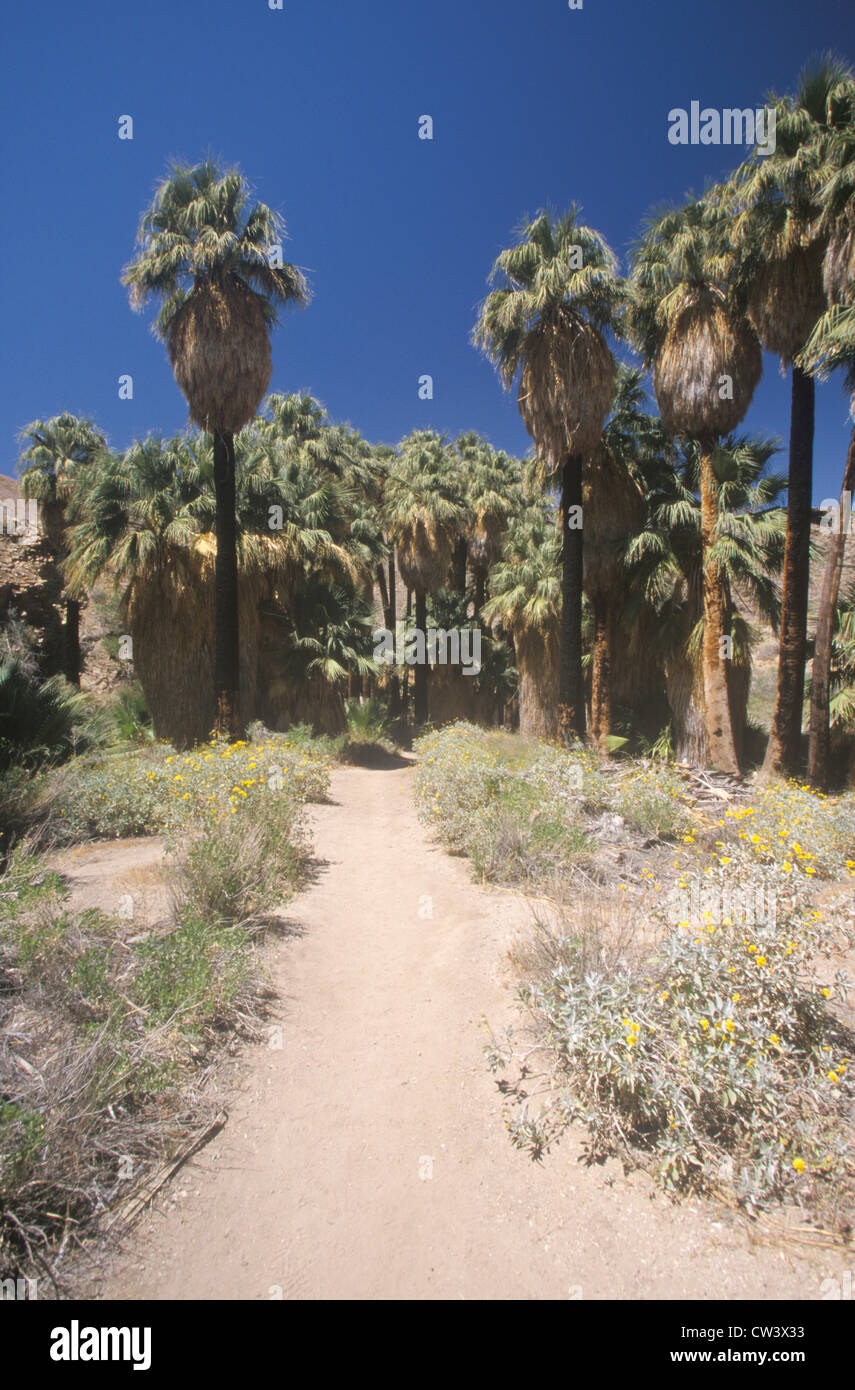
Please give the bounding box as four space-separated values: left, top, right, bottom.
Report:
414 587 428 724
377 563 390 625
452 538 467 594
667 652 709 767
700 445 740 775
590 594 613 750
808 424 855 788
763 366 815 779
64 597 81 685
386 553 401 717
516 631 559 739
475 568 487 615
212 428 241 738
558 455 585 740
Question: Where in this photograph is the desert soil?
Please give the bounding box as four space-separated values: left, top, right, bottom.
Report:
75 764 847 1300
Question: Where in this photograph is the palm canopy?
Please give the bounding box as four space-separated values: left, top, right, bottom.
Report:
800 301 855 408
629 198 762 439
598 365 673 481
583 366 671 596
826 580 855 730
721 56 855 362
17 413 107 507
473 207 626 466
482 501 561 639
383 430 470 593
274 576 376 691
66 427 358 601
626 435 787 633
455 432 522 570
122 160 309 335
727 54 855 248
66 434 211 597
123 161 310 436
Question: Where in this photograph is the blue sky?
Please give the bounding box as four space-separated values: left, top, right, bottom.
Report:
1 0 853 500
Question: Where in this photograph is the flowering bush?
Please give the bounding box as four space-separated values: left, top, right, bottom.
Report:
416 723 855 1218
712 780 855 882
492 878 854 1215
40 731 331 845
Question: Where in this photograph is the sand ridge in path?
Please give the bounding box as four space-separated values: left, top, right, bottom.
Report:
97 765 845 1301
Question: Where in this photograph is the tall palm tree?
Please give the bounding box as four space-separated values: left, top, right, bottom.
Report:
800 96 855 785
583 367 669 748
367 443 402 716
67 426 354 744
626 436 786 766
17 412 107 684
630 198 763 774
383 431 469 724
482 503 561 739
122 160 309 737
474 208 626 740
725 56 855 778
801 299 855 785
455 434 522 612
822 581 855 753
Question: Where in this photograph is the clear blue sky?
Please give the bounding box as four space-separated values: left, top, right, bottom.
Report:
1 0 853 500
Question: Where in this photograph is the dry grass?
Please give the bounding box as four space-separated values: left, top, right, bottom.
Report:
0 780 309 1292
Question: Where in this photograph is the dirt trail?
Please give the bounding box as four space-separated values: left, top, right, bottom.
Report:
98 766 844 1300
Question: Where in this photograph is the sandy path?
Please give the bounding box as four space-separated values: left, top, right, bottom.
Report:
99 766 845 1300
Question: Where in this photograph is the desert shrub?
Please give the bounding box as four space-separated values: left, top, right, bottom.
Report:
490 866 855 1218
613 763 690 839
713 781 855 883
39 729 331 845
169 798 309 936
414 725 619 884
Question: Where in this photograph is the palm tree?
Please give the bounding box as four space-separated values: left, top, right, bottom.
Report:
265 575 375 734
474 208 626 740
824 581 855 753
17 412 107 684
383 431 469 724
630 198 763 774
725 57 855 778
122 160 309 737
67 426 354 744
67 433 211 742
456 434 522 612
626 436 786 766
583 367 669 748
801 299 855 785
366 443 401 716
482 503 561 739
800 96 855 785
